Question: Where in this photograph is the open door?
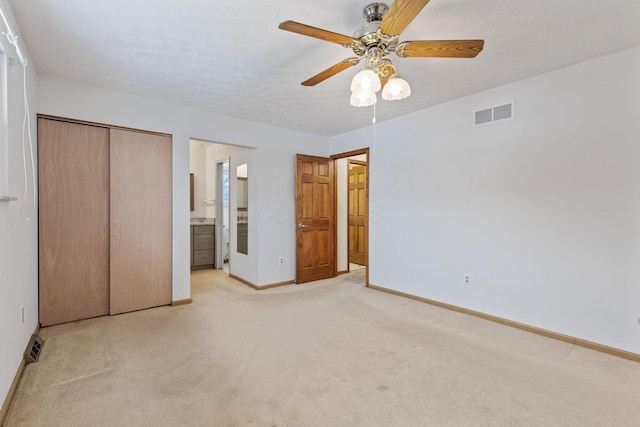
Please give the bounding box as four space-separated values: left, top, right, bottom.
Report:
296 154 336 283
348 160 367 266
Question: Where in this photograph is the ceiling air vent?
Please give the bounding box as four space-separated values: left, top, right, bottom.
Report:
475 101 515 126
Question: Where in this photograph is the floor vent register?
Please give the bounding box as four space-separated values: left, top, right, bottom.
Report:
24 334 44 364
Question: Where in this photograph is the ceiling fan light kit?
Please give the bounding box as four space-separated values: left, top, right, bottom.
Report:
279 0 484 107
350 65 410 106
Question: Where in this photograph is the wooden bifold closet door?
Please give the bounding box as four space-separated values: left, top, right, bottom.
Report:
38 118 172 326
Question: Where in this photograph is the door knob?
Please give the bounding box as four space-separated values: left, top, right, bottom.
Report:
297 223 308 229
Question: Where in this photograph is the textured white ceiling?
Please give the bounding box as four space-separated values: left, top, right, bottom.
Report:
8 0 640 136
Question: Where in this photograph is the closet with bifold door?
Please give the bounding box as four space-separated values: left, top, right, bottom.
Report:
38 116 172 327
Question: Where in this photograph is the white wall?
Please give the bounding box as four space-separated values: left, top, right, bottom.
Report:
330 45 640 355
0 0 38 411
255 145 317 285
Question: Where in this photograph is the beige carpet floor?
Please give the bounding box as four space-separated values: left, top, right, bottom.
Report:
4 269 640 426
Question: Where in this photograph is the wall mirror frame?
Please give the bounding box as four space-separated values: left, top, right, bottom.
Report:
237 164 248 254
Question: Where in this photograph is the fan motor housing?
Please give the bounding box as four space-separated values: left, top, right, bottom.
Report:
362 3 389 22
354 2 388 40
353 21 381 41
352 2 397 55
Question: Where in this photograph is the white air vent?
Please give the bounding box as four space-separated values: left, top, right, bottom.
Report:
475 101 515 126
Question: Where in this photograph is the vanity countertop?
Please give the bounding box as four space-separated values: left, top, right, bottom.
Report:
190 218 215 226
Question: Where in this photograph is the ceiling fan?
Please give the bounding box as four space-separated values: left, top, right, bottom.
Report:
278 0 484 105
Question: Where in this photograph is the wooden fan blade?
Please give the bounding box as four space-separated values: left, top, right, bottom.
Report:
379 0 431 36
396 40 485 58
279 21 355 46
301 58 359 86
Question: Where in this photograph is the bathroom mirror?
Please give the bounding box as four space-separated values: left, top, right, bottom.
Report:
237 164 248 254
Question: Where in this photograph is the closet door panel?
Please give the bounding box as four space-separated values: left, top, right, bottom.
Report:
109 129 172 314
38 119 110 326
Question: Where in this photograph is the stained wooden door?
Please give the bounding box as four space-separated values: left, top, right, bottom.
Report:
296 154 336 283
348 162 367 266
38 118 110 326
109 129 172 314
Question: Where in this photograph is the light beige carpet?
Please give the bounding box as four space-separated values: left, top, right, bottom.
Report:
4 269 640 426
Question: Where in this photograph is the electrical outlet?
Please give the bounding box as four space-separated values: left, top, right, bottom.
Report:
464 275 471 286
21 306 24 324
279 256 284 265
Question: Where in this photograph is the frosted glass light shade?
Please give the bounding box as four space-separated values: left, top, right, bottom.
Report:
350 69 381 93
382 76 411 101
350 90 377 107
